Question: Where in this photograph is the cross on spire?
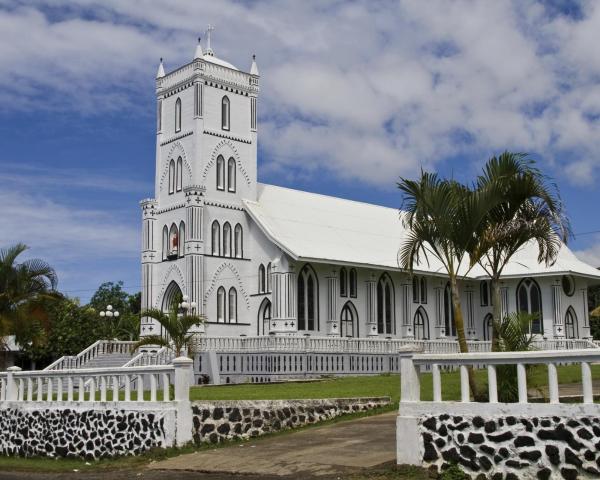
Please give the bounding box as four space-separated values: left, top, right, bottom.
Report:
205 24 215 56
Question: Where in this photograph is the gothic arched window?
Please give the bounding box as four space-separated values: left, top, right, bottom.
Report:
483 313 493 341
377 273 394 335
258 264 266 293
216 155 225 191
412 276 419 303
162 225 168 260
176 157 183 191
517 278 543 334
258 298 271 336
481 281 490 307
211 221 220 256
175 97 181 133
217 287 225 322
420 277 427 304
266 263 272 292
444 283 456 336
234 223 243 258
340 302 358 337
221 96 230 131
565 307 578 339
349 268 357 298
413 307 429 340
168 160 175 194
339 267 347 297
297 264 318 331
227 157 236 193
228 288 237 323
178 221 185 258
223 222 232 257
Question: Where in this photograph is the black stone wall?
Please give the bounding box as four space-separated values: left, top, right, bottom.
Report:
420 414 600 479
0 407 168 459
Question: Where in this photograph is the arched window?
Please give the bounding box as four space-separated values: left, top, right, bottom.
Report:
234 223 243 258
168 159 175 194
377 273 394 335
266 263 272 292
413 307 429 340
517 278 543 334
565 307 578 339
258 298 272 336
444 283 456 336
420 277 427 304
258 264 266 293
227 157 236 193
168 224 179 257
162 225 168 260
216 155 225 191
178 221 185 258
412 277 419 303
483 313 493 341
221 96 230 130
223 222 232 257
349 268 357 298
297 264 318 331
228 288 237 323
217 287 225 322
176 157 183 191
340 302 358 337
211 221 220 256
339 267 347 297
480 281 490 307
175 97 181 133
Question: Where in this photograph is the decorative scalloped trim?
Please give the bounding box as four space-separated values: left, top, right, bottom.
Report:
204 200 245 211
202 139 251 186
159 142 193 193
203 261 250 309
155 264 187 308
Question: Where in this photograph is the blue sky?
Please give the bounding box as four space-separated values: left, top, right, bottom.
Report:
1 0 600 302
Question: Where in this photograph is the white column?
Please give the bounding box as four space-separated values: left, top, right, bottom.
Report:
173 357 193 446
271 263 297 334
366 274 378 336
401 282 413 338
552 283 564 338
326 272 338 336
140 199 158 338
434 287 444 338
184 186 205 327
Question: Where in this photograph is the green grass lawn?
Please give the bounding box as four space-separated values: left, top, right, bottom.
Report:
189 363 600 403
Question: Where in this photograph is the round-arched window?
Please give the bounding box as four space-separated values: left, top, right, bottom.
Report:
562 275 575 297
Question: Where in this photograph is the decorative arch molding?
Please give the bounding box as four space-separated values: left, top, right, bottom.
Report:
202 139 251 186
159 141 193 192
155 264 186 309
203 261 250 309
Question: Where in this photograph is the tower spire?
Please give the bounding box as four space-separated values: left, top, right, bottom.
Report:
205 24 215 56
194 36 203 59
250 54 259 76
156 57 165 78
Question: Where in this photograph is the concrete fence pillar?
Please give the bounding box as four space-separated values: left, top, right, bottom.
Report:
399 349 421 402
6 366 21 401
172 356 193 446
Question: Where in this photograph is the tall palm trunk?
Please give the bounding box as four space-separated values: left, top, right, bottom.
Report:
491 277 502 352
450 275 480 399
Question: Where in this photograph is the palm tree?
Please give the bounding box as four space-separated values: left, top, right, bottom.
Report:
133 294 205 357
471 152 570 349
0 243 58 354
398 172 496 397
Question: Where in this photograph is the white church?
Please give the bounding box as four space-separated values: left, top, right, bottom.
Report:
139 33 600 345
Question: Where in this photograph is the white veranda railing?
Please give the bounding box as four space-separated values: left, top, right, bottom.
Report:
44 340 137 371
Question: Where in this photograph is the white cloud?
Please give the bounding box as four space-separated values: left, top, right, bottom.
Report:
575 237 600 269
1 0 600 186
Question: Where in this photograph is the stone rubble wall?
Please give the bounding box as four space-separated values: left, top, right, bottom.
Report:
0 404 175 460
419 413 600 480
191 397 390 444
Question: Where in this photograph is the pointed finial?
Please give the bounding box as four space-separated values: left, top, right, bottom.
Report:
194 36 203 59
205 24 215 56
156 58 165 78
250 54 259 76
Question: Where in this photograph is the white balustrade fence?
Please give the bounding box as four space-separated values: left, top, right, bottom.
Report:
44 340 138 371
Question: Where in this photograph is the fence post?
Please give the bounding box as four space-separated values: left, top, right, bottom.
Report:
6 366 21 401
172 356 193 446
399 348 421 402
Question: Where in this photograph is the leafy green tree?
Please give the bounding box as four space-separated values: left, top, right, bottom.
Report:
398 173 495 397
134 293 205 357
89 281 141 340
0 244 59 363
471 153 570 350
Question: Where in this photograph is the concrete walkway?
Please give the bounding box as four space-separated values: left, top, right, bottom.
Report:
150 412 397 477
